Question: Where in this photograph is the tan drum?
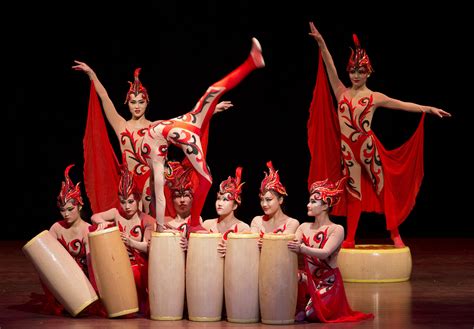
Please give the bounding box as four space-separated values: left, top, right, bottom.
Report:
88 226 138 317
224 232 260 323
186 232 224 321
148 232 185 320
259 233 298 324
22 230 98 317
338 244 412 282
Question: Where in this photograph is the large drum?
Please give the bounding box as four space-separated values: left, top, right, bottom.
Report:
22 230 98 317
186 232 224 321
259 233 298 324
148 232 185 320
88 226 138 317
224 232 260 323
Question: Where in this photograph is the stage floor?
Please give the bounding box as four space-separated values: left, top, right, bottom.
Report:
1 238 473 328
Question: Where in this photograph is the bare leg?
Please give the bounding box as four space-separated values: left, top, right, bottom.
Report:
184 38 265 231
390 228 405 248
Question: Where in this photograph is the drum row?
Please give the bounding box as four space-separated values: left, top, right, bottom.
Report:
23 228 298 324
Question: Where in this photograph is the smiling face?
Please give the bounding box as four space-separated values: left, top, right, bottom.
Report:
128 93 148 119
259 190 283 217
348 66 370 88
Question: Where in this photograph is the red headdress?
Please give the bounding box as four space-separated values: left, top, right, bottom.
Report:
346 34 373 74
309 176 347 208
219 167 245 205
118 155 141 200
124 68 150 104
57 164 84 208
260 161 288 197
165 161 194 196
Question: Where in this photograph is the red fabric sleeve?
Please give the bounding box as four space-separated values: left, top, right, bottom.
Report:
83 82 121 213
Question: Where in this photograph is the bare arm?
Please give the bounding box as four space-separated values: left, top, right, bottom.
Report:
72 60 126 136
374 92 451 118
309 22 346 99
91 208 119 230
283 218 300 234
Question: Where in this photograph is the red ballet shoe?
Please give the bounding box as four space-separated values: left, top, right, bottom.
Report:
250 37 265 68
342 240 355 249
391 235 406 248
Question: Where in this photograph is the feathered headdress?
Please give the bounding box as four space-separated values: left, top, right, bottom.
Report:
260 161 287 196
165 161 194 196
57 164 83 208
346 34 373 74
124 68 150 104
118 154 140 200
309 176 347 207
219 167 245 205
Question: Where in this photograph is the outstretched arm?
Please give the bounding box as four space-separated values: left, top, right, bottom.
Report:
374 92 451 118
309 22 346 99
72 60 126 136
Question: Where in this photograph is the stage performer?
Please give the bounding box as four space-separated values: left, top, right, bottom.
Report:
202 166 251 256
91 157 155 315
73 62 233 217
41 164 105 316
250 161 300 249
141 37 265 233
287 177 374 323
307 22 451 248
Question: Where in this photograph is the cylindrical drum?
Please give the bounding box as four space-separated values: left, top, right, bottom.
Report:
22 230 98 317
88 226 138 317
225 232 260 323
148 232 185 320
259 233 298 324
186 232 224 321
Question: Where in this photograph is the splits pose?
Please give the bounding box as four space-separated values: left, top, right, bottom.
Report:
288 177 373 323
73 62 233 217
141 38 265 232
307 22 451 248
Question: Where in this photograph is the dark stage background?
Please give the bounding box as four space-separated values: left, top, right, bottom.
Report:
11 3 469 240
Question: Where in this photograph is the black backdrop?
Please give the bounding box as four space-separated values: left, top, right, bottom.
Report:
11 2 469 240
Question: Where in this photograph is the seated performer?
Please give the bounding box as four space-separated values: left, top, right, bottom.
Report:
202 166 251 256
91 157 155 315
141 37 265 233
43 164 104 316
250 161 300 248
287 177 373 323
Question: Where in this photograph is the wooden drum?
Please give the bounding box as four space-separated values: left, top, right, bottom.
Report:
338 244 412 282
22 230 98 317
148 232 185 320
224 232 260 323
259 233 298 324
186 232 224 321
88 226 138 317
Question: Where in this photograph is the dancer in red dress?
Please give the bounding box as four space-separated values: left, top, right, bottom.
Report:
288 177 373 323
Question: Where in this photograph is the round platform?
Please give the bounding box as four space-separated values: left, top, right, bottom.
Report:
337 245 412 283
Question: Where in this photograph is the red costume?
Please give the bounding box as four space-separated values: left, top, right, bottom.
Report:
296 178 373 322
307 38 425 246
